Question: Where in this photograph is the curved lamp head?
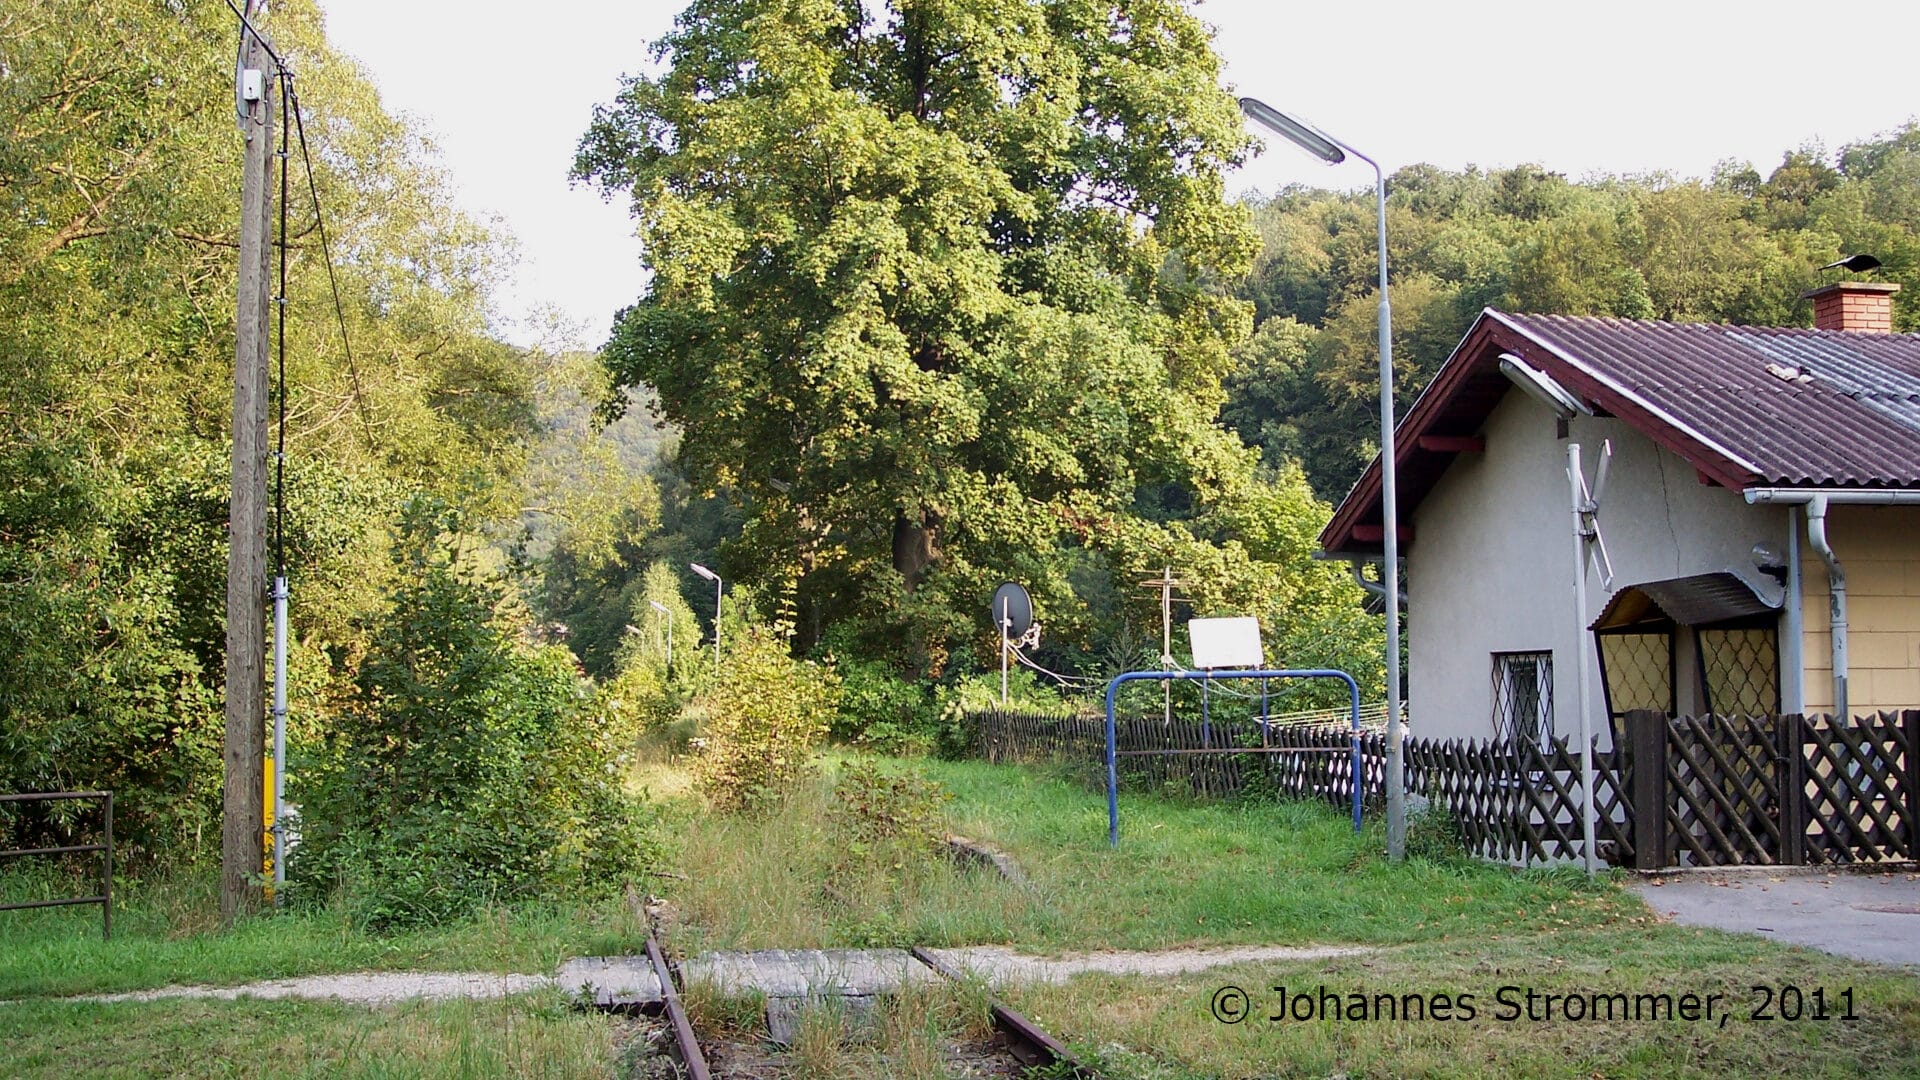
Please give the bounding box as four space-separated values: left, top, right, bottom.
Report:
689 562 720 583
1238 97 1344 164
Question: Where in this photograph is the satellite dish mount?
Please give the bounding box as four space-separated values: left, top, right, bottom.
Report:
991 583 1035 707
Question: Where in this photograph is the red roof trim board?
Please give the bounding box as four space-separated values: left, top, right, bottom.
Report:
1318 307 1920 554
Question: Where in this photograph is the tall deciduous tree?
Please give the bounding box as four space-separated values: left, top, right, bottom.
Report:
575 0 1264 668
0 0 541 856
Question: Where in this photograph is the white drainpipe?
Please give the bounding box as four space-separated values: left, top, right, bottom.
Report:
1743 488 1898 720
1805 497 1847 719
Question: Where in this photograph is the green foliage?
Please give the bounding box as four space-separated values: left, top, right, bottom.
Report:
598 562 705 737
830 761 953 857
295 501 660 928
576 0 1263 671
1232 124 1920 501
691 623 842 813
932 669 1078 758
826 653 940 755
0 0 546 867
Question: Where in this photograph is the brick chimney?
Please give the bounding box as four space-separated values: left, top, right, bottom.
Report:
1804 282 1901 333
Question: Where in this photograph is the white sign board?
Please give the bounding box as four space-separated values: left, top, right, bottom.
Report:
1188 616 1263 670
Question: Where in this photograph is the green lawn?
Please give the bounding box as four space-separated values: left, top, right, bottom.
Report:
0 871 651 1000
8 754 1920 1079
661 754 1920 1078
0 993 614 1079
1007 927 1920 1079
658 755 1642 954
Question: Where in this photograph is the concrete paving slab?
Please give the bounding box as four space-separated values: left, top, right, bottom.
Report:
555 956 663 1007
1632 867 1920 967
680 948 938 998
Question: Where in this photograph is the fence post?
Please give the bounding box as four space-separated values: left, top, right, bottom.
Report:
1906 711 1920 861
1628 710 1669 870
1776 714 1806 865
103 791 113 941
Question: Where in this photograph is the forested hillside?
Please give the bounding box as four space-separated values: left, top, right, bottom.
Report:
1225 134 1920 500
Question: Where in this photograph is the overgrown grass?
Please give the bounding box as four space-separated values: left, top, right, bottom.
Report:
1006 925 1920 1078
662 755 1640 953
0 866 652 999
0 990 613 1079
681 970 1000 1079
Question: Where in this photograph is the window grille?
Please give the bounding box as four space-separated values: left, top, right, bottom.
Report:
1492 651 1553 750
1699 625 1779 717
1598 630 1674 721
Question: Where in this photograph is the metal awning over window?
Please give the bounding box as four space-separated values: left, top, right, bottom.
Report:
1589 571 1781 631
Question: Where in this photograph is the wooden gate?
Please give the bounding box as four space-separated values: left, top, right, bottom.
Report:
1626 709 1920 868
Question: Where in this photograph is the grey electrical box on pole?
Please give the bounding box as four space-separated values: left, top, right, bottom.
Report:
223 15 274 923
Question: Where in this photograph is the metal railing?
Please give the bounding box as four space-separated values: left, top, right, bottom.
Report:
0 791 113 939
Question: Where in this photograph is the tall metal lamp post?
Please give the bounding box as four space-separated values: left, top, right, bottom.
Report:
689 563 722 676
648 599 673 673
1238 97 1406 860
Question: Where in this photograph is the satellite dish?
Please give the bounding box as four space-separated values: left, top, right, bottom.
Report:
990 583 1033 639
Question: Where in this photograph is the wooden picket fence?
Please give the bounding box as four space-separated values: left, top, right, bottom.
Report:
967 708 1920 868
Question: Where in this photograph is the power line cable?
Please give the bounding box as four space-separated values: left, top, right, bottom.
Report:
1005 642 1102 690
224 0 286 69
284 80 374 445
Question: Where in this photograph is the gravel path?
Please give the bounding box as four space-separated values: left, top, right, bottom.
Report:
52 943 1371 1007
76 971 552 1005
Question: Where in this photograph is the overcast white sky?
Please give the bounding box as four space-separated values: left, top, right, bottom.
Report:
313 0 1920 349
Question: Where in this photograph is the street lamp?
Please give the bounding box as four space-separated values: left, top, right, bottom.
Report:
1239 97 1406 861
648 599 672 671
689 563 722 675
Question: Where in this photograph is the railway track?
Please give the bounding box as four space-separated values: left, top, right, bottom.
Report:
642 928 711 1080
630 932 1102 1079
909 946 1102 1079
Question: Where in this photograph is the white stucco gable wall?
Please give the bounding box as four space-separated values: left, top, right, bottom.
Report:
1406 388 1790 746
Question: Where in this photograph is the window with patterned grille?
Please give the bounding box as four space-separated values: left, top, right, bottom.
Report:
1699 624 1779 717
1492 651 1553 749
1598 630 1674 722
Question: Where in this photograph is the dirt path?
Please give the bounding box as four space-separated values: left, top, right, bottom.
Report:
51 942 1373 1006
74 971 552 1005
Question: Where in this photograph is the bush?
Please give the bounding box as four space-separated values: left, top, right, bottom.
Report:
691 623 840 813
932 670 1076 758
831 761 953 857
294 502 661 928
829 655 940 755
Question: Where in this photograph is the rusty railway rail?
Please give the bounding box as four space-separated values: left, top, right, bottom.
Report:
909 946 1103 1079
644 928 712 1080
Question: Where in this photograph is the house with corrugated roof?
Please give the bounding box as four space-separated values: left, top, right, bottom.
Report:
1319 281 1920 748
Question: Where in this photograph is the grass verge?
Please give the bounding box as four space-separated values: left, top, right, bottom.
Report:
0 868 651 999
659 755 1641 953
1005 924 1920 1078
0 990 612 1079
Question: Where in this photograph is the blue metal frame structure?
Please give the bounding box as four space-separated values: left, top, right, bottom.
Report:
1103 669 1363 846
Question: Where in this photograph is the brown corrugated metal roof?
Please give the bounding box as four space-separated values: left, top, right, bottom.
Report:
1320 308 1920 554
1497 312 1920 487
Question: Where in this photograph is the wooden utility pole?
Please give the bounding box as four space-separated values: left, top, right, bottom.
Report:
222 13 275 923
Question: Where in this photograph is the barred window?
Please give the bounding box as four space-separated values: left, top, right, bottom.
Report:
1492 651 1554 749
1598 630 1674 721
1698 624 1779 717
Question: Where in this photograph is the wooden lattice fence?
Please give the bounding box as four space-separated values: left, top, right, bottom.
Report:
968 707 1920 869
